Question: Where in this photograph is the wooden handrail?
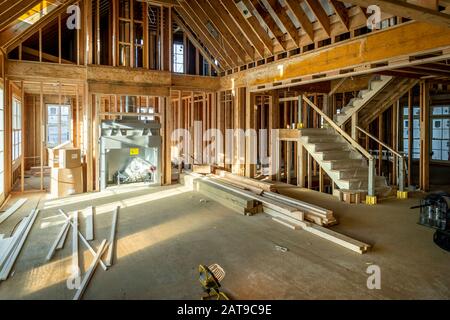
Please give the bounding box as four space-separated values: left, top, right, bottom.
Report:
356 126 404 158
302 95 373 161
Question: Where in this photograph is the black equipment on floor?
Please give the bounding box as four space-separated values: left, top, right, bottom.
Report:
434 229 450 252
412 192 450 231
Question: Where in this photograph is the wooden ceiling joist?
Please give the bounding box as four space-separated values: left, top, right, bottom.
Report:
201 0 256 60
179 0 239 67
0 0 43 31
284 0 314 42
187 0 248 64
175 5 233 69
266 0 300 47
304 0 331 37
345 0 450 28
329 0 349 31
172 14 223 73
0 0 76 50
219 0 268 57
243 0 288 51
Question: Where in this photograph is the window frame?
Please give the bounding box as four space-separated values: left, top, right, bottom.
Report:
46 104 72 148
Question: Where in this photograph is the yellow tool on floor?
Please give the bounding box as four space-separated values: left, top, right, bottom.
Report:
198 264 230 300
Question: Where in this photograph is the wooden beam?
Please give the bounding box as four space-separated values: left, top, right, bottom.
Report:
204 0 257 59
244 0 288 51
172 14 223 73
186 0 247 64
284 0 314 42
407 89 413 187
266 0 300 47
304 0 331 37
419 81 430 191
221 22 450 90
329 0 349 31
219 0 267 57
180 1 239 67
0 0 42 32
344 0 450 28
175 6 232 69
224 0 274 55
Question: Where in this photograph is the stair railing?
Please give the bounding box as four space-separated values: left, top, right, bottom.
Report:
355 126 406 193
302 95 376 197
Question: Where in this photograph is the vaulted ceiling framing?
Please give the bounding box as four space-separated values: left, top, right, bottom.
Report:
172 0 450 74
2 0 450 76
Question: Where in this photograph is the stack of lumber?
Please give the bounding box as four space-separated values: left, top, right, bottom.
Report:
0 199 27 225
211 171 336 226
186 173 370 254
0 209 39 280
215 169 277 192
193 178 263 216
262 192 337 226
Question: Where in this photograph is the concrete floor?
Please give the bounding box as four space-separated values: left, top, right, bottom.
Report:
0 183 449 300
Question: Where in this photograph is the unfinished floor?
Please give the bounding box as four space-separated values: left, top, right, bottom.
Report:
0 184 449 300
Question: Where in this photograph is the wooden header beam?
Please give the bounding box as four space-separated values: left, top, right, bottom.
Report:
220 21 450 91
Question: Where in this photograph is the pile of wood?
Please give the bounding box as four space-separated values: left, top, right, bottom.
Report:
0 205 39 281
186 173 371 254
215 169 277 193
45 206 120 300
212 171 335 226
193 178 263 216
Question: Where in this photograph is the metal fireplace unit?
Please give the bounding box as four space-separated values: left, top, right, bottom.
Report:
99 120 162 190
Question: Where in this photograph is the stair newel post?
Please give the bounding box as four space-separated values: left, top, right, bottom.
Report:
367 157 376 203
398 157 404 192
397 156 408 199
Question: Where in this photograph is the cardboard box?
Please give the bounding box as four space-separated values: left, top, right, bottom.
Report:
51 166 84 198
48 141 72 168
59 148 81 169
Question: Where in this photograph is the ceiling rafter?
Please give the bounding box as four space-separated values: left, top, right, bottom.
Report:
175 5 232 69
179 0 239 67
172 13 223 73
265 0 300 47
220 0 271 56
304 0 331 37
329 0 349 31
0 0 43 32
243 0 288 51
0 0 77 50
201 0 256 60
284 0 314 42
188 0 248 64
345 0 450 27
179 0 240 67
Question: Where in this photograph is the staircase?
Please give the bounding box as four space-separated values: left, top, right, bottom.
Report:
358 77 419 128
334 75 393 126
299 128 389 194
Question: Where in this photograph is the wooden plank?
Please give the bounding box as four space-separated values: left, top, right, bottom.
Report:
284 0 314 42
105 207 119 267
73 239 108 300
46 220 70 261
0 199 27 225
59 209 108 271
215 169 277 192
85 206 94 241
56 220 70 250
0 210 39 280
344 0 450 27
304 0 331 37
71 211 79 279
